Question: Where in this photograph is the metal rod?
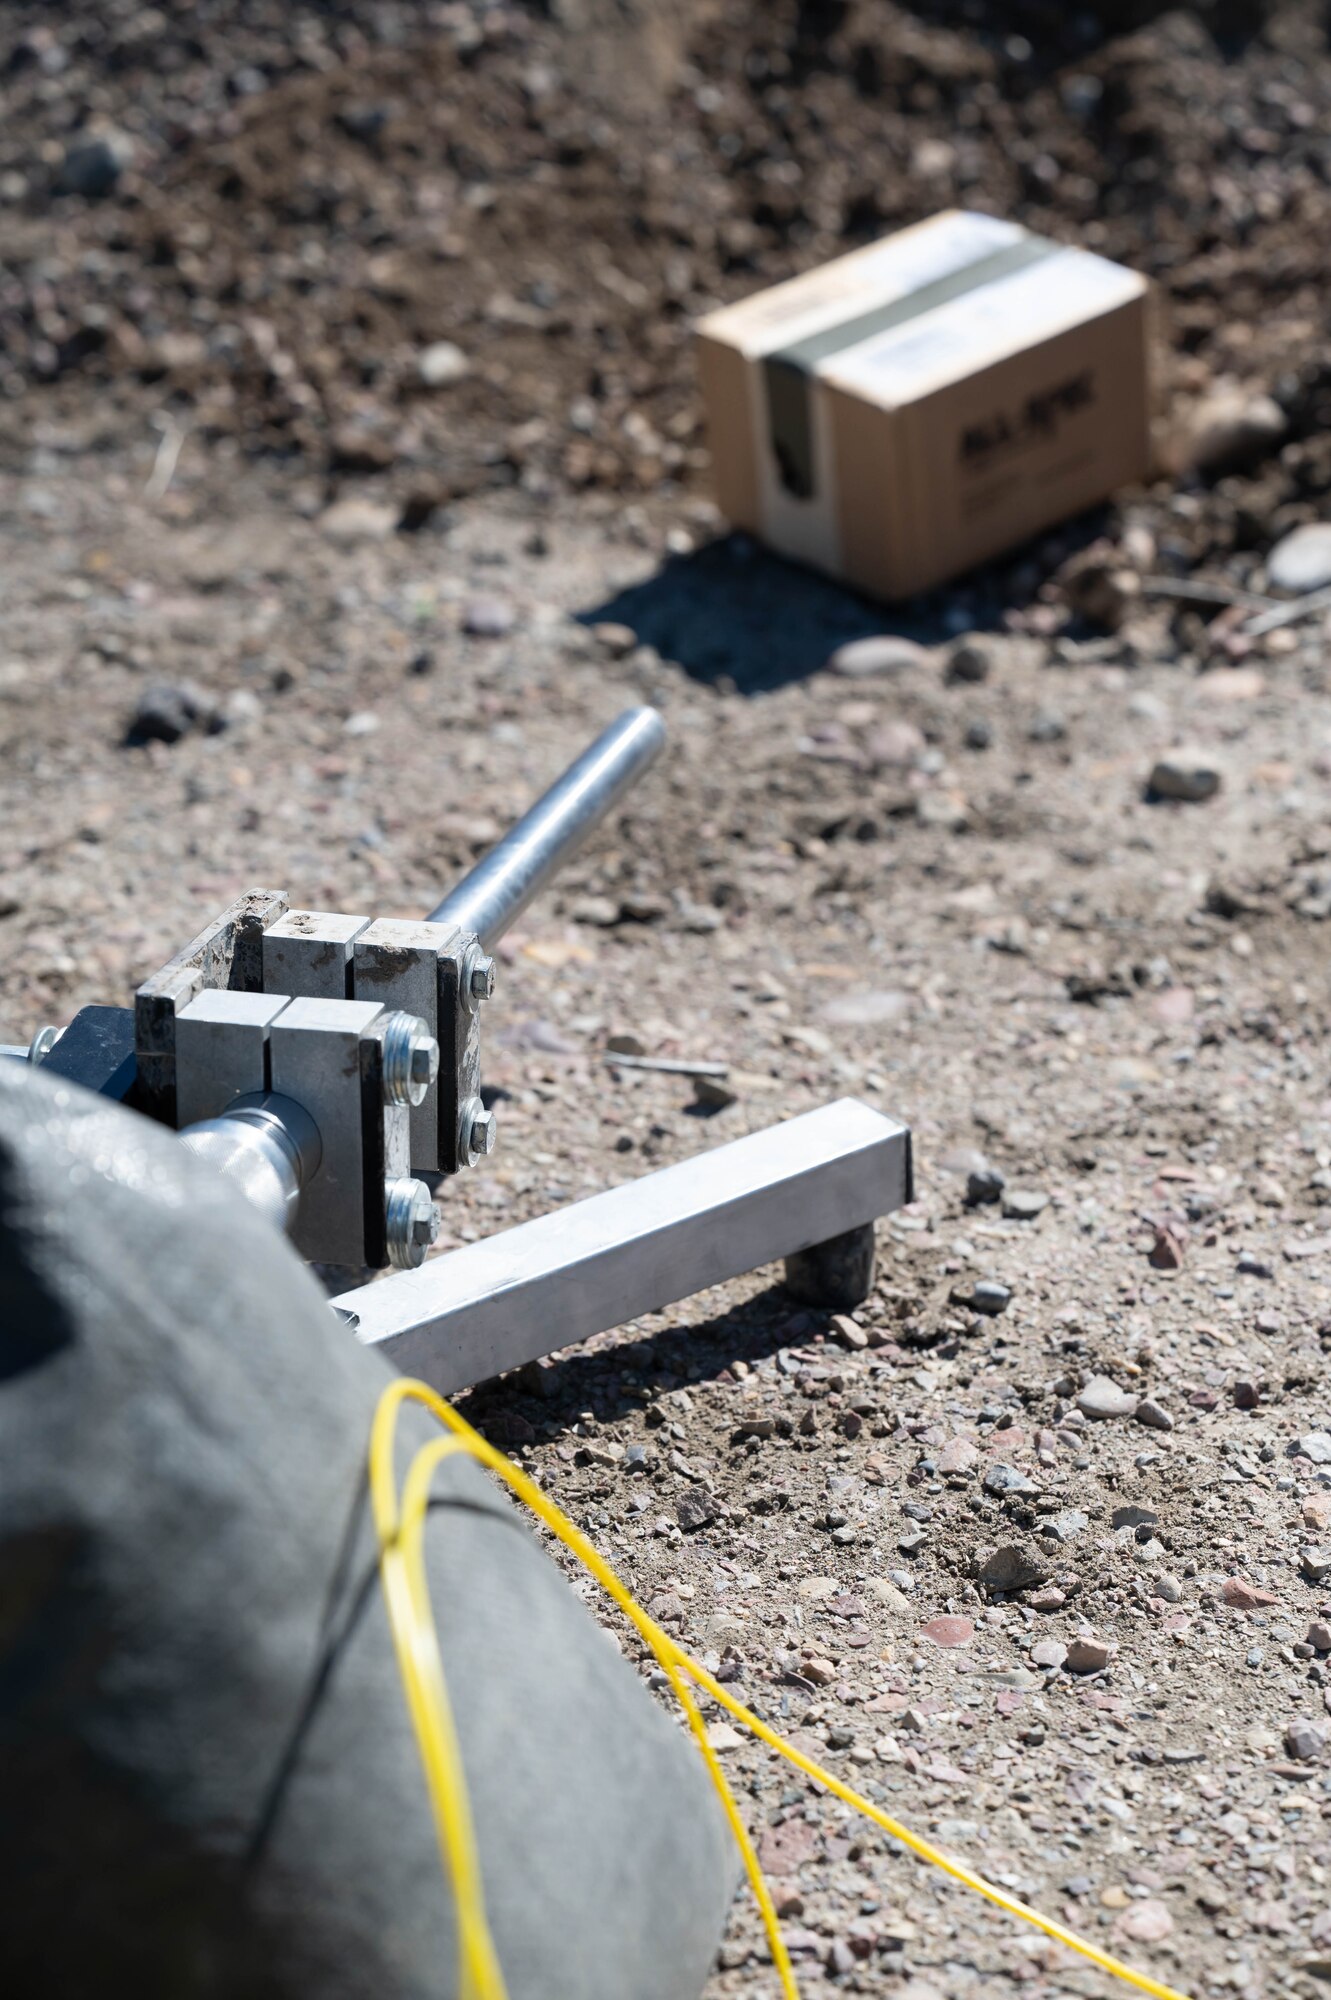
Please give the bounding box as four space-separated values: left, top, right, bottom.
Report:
334 1098 912 1395
179 1093 322 1237
426 706 666 947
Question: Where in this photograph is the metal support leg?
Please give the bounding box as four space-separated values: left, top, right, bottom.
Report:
334 1098 911 1395
783 1221 877 1311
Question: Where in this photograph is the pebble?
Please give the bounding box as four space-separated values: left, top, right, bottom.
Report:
1267 520 1331 595
965 1164 1005 1206
1032 1638 1067 1670
1077 1375 1138 1420
984 1464 1037 1498
1001 1188 1049 1221
1222 1577 1278 1609
1027 707 1068 743
1147 749 1222 803
125 681 217 746
463 597 516 638
946 636 994 684
898 1528 927 1557
979 1543 1049 1593
1284 1718 1327 1763
969 1279 1012 1316
921 1615 974 1648
1297 1432 1331 1464
825 634 931 679
58 130 133 199
1135 1398 1175 1432
1041 1508 1088 1544
675 1487 717 1532
1064 1636 1112 1673
318 495 398 542
1174 386 1287 476
1028 1586 1066 1612
1306 1621 1331 1652
937 1436 979 1475
1112 1504 1157 1531
1153 1575 1184 1603
1301 1547 1331 1584
964 718 993 751
1117 1899 1174 1943
416 339 470 388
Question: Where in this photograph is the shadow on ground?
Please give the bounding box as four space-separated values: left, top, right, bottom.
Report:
580 515 1107 693
581 537 897 693
457 1280 833 1441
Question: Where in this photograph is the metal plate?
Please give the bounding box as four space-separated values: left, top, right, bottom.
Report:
335 1098 912 1393
262 911 369 1001
175 989 292 1127
269 997 387 1265
352 918 457 1172
134 887 288 1125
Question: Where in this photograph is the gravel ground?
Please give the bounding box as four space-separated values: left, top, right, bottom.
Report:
5 5 1331 2000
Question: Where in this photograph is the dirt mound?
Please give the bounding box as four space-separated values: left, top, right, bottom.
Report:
1 2 1329 561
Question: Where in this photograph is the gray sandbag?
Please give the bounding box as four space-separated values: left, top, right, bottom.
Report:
0 1061 736 1998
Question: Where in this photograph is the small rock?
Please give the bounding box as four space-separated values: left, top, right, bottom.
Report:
964 1164 1006 1206
1001 1188 1049 1222
979 1544 1049 1594
946 636 994 684
1148 1224 1186 1271
821 988 911 1027
825 634 932 679
318 495 398 542
937 1437 979 1476
463 598 516 638
1077 1375 1137 1420
57 130 133 199
1153 1575 1184 1604
1028 1586 1066 1612
1065 1636 1113 1674
898 1528 926 1557
970 1280 1012 1317
802 1656 837 1686
1174 386 1287 477
1267 521 1331 596
571 895 621 928
1112 1505 1158 1531
921 1615 974 1648
592 622 637 657
676 1488 717 1532
1147 750 1222 804
1306 1621 1331 1653
417 339 470 388
1032 1638 1067 1670
1117 1899 1174 1943
1284 1718 1327 1763
1297 1432 1331 1465
1027 707 1068 743
1222 1577 1279 1610
125 681 216 747
1301 1547 1331 1584
1232 1378 1260 1410
1042 1509 1089 1545
984 1464 1037 1498
1135 1398 1175 1432
832 1314 869 1351
868 719 927 767
964 718 993 751
705 1721 744 1752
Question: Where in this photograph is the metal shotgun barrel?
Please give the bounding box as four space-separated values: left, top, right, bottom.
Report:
426 706 666 947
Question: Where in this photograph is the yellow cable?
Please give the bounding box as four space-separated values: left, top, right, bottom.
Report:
370 1378 1193 2000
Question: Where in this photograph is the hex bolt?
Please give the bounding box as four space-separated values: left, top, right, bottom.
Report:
460 1095 498 1165
381 1010 441 1107
460 938 496 1012
384 1176 440 1271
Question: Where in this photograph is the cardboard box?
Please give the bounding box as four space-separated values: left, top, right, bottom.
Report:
696 210 1153 601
